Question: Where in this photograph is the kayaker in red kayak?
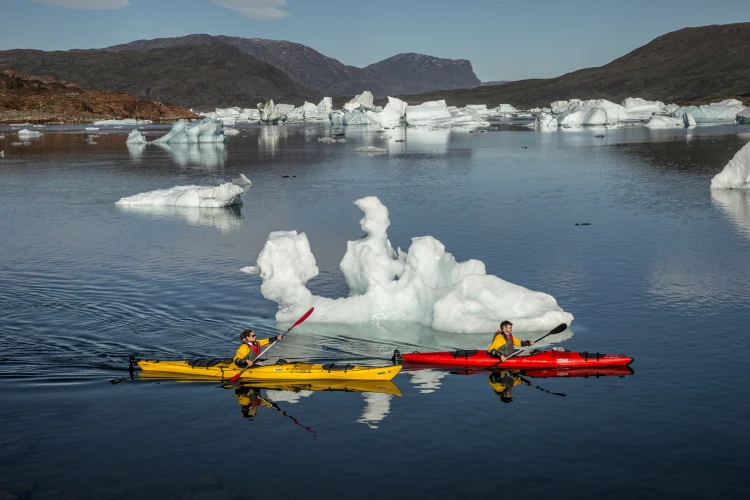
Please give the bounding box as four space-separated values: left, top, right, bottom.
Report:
234 329 282 367
488 321 534 362
488 370 522 403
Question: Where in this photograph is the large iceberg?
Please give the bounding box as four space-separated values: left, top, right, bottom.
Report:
710 141 750 189
557 99 629 127
405 100 454 127
242 196 573 333
736 107 750 125
199 107 260 124
152 118 226 144
115 182 244 207
448 106 490 127
530 112 559 131
621 97 670 120
367 97 407 127
343 91 376 112
258 100 284 124
672 99 746 124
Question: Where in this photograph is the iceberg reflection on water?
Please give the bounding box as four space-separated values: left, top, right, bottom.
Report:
117 204 243 233
154 142 227 168
711 188 750 241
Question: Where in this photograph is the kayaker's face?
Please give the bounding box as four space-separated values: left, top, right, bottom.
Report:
503 324 513 335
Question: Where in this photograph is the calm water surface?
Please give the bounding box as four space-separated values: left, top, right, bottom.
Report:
1 123 749 499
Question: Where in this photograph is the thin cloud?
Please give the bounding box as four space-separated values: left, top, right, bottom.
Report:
29 0 130 9
212 0 289 20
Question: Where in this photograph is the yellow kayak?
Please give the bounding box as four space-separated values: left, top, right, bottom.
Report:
137 358 401 381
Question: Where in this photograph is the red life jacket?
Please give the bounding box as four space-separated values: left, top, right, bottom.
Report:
250 342 261 356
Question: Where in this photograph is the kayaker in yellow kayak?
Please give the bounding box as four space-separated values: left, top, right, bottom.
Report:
488 370 523 403
488 321 534 362
234 329 282 367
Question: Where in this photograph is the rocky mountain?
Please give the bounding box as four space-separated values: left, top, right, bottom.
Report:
364 53 480 93
0 67 196 123
480 81 510 86
399 23 750 108
0 44 320 111
107 35 480 97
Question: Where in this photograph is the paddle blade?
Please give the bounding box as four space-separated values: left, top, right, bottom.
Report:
228 372 242 383
291 307 315 328
549 323 568 335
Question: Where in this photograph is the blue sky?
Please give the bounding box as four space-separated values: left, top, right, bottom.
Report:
2 0 750 81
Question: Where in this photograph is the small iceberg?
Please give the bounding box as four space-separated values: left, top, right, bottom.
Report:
115 182 244 208
18 129 42 138
231 173 252 188
126 129 148 144
242 196 573 333
711 141 750 189
152 118 225 144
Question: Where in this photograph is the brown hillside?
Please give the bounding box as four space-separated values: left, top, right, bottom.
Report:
0 67 197 123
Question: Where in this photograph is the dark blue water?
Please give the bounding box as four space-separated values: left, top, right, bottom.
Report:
1 124 749 499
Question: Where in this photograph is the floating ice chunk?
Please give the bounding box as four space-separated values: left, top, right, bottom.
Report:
224 127 240 136
12 141 32 146
353 146 387 153
558 107 608 128
710 141 750 189
0 151 4 158
318 137 345 144
244 196 574 333
116 182 244 207
344 91 375 112
672 100 746 123
94 119 152 125
126 129 148 144
84 127 100 131
367 96 407 127
406 100 454 127
18 129 42 138
531 112 559 131
152 118 225 144
737 107 750 124
231 173 252 188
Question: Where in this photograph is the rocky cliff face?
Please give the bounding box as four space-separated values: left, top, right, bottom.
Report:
364 53 481 93
0 68 197 123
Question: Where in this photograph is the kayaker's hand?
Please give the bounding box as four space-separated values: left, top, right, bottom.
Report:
500 354 507 363
276 335 283 341
529 341 535 346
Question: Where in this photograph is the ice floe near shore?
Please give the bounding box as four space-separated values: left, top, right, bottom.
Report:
199 107 260 124
94 119 152 126
18 129 43 138
242 196 573 333
116 182 244 208
710 141 750 189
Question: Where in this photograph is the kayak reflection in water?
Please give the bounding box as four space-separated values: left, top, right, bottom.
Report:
488 321 534 362
488 370 523 403
235 386 274 419
233 329 282 367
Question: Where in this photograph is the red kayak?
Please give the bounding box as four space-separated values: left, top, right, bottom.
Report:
393 348 633 369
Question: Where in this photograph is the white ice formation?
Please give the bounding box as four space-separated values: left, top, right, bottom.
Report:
531 112 559 131
258 100 283 124
94 119 152 125
126 129 148 144
736 107 750 124
672 99 747 124
242 196 573 333
115 182 244 207
344 91 376 112
84 127 99 131
644 112 696 129
17 129 42 138
224 127 240 136
231 173 252 188
199 107 260 124
405 100 454 127
152 118 225 144
710 141 750 189
367 97 407 127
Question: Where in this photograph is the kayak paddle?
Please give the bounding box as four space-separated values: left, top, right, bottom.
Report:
228 307 314 383
485 323 568 370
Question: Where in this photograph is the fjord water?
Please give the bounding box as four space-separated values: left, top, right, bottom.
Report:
1 124 748 499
